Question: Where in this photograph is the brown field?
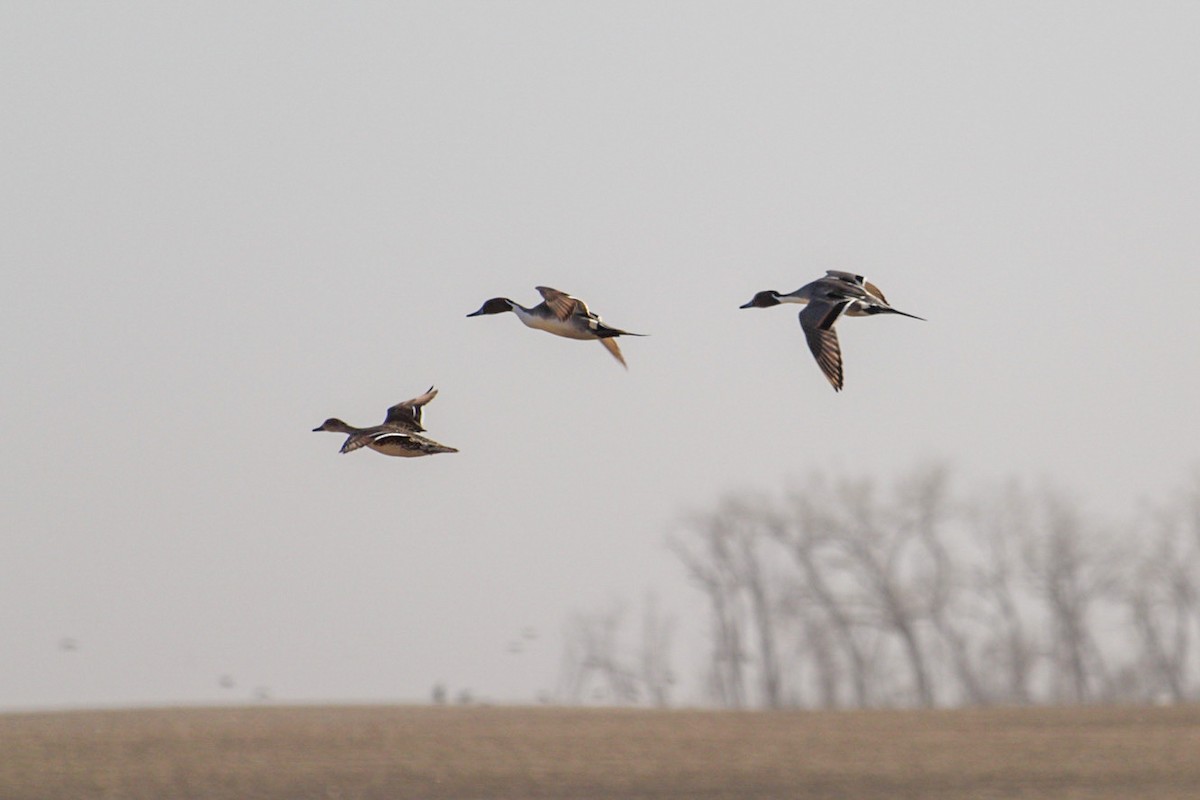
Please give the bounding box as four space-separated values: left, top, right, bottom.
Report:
2 704 1199 799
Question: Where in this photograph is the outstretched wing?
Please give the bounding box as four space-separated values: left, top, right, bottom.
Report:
536 286 585 321
598 337 627 368
383 386 438 431
798 300 848 392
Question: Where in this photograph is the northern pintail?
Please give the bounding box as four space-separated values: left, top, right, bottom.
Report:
313 387 458 457
467 286 644 368
740 270 925 392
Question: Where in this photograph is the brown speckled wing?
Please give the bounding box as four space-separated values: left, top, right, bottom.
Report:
339 431 377 454
373 430 459 456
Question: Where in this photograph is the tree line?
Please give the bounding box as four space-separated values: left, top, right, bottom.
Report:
558 465 1200 709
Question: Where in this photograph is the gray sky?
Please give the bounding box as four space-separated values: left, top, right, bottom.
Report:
4 2 1199 709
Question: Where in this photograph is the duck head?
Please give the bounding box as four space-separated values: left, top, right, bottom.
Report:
466 298 516 317
739 290 783 309
312 418 354 434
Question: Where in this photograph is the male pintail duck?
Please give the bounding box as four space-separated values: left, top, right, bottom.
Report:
467 286 644 368
739 270 925 392
313 387 458 457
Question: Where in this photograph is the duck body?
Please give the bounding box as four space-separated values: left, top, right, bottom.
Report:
313 387 458 457
467 286 643 367
312 419 459 457
740 270 924 392
510 302 597 340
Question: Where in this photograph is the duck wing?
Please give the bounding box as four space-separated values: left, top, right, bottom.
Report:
339 427 384 454
822 270 891 305
799 300 848 392
862 280 889 304
825 270 865 286
598 337 628 368
369 429 459 456
383 386 438 432
535 286 585 321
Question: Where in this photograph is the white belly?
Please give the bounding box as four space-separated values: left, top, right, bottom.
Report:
518 311 593 340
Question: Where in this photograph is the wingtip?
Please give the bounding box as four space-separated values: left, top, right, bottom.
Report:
599 337 628 368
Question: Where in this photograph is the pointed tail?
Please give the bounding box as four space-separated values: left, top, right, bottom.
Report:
866 306 926 321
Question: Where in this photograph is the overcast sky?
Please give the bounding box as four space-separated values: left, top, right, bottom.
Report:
4 2 1199 710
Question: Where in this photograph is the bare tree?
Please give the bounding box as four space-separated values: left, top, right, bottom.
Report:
902 465 991 705
966 481 1038 705
776 485 874 708
1020 489 1120 704
639 593 676 707
670 495 786 708
771 469 952 708
1121 480 1200 702
723 497 786 709
807 475 936 707
556 595 677 708
670 521 748 708
557 602 639 705
670 466 1200 711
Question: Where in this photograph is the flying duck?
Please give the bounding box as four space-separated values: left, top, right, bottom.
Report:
313 387 458 457
467 286 644 367
740 270 924 392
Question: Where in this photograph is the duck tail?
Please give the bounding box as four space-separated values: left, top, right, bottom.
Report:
864 306 926 321
594 323 645 338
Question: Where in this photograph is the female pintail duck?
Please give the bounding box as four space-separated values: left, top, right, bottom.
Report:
739 270 925 392
467 286 644 368
313 387 458 457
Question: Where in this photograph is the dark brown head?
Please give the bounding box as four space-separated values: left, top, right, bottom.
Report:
313 418 353 434
739 290 782 309
466 298 516 317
